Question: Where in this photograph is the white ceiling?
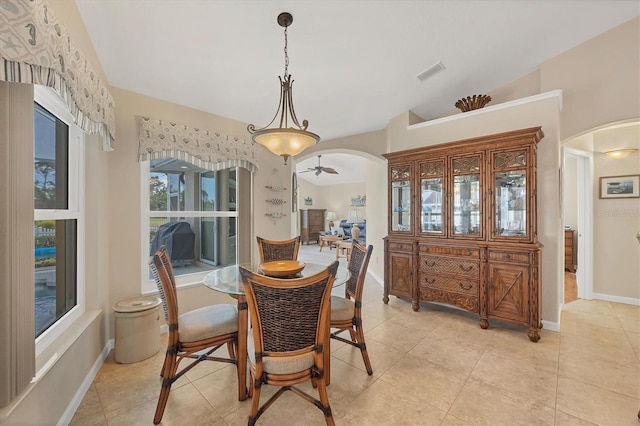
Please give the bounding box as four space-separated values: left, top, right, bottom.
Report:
75 1 639 184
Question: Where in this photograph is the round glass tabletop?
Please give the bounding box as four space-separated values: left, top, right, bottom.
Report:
203 262 350 295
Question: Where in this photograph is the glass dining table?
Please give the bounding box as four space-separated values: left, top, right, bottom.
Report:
203 262 350 400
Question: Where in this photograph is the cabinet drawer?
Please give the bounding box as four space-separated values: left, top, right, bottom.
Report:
419 245 480 258
418 287 479 312
488 250 530 264
418 273 478 296
419 255 479 278
387 241 414 253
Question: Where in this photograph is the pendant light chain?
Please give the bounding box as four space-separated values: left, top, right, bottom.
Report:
283 25 289 79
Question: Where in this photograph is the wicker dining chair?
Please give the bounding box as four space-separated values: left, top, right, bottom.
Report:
330 242 374 375
256 235 301 263
239 261 339 426
150 247 239 425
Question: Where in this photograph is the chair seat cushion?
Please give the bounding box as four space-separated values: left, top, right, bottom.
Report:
247 330 315 375
179 304 238 343
330 296 354 322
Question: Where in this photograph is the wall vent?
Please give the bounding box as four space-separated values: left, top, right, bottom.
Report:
417 61 446 82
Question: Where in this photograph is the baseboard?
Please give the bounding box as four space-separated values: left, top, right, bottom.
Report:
591 292 640 306
57 339 113 426
367 270 383 287
541 319 560 332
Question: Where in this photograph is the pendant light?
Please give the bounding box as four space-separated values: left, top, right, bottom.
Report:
247 12 320 165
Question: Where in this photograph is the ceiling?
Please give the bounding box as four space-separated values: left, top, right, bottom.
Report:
75 1 638 183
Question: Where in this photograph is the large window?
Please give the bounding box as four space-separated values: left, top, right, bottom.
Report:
34 87 84 350
143 158 238 292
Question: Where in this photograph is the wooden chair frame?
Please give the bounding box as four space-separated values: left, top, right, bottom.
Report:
240 261 338 426
330 242 374 375
256 235 301 263
150 247 239 424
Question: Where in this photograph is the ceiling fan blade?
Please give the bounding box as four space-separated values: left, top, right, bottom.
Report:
299 170 313 173
315 170 321 176
322 167 338 174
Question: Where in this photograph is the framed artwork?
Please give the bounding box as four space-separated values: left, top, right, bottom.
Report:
599 175 640 199
291 173 298 212
351 195 366 206
304 197 313 206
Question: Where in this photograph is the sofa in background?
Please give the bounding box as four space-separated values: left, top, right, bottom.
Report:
339 220 366 244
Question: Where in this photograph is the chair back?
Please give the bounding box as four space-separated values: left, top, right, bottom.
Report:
150 250 180 345
256 235 301 263
345 242 373 302
240 261 338 356
150 245 176 322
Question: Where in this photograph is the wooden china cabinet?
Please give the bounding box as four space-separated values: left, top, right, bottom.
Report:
383 127 544 342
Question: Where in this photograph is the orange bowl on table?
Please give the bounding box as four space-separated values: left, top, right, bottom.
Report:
258 260 306 277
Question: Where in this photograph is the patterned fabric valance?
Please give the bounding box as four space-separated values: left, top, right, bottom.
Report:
0 0 115 150
138 117 259 173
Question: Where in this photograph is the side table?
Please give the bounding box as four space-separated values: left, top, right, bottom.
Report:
336 241 353 261
319 235 342 252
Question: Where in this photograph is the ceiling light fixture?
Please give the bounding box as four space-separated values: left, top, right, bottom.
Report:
248 12 320 165
603 149 637 159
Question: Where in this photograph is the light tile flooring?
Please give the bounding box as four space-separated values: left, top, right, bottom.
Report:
71 244 640 425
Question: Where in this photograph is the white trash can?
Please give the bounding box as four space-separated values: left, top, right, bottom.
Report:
113 296 162 364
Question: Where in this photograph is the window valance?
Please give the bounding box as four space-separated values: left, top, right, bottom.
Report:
138 117 259 173
0 0 115 150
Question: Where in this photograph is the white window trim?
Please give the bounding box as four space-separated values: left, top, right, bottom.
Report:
140 161 239 294
33 86 85 358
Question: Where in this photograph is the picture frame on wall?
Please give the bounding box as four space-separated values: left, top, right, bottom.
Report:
599 174 640 199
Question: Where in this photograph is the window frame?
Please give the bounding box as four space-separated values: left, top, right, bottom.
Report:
140 160 239 294
33 86 85 357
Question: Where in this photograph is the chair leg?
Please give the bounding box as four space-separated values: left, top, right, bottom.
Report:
315 375 335 426
354 325 373 375
248 378 262 426
159 346 172 378
153 347 178 425
154 350 178 424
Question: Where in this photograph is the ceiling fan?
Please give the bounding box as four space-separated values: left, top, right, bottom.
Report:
300 155 338 176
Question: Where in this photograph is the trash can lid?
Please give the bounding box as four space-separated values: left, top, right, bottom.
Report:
113 296 162 313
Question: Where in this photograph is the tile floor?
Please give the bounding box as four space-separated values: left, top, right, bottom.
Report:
71 244 640 425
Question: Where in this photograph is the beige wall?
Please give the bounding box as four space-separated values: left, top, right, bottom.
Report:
297 180 367 225
592 126 640 299
541 17 640 140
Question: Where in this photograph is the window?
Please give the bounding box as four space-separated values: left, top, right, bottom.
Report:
142 158 238 292
34 86 84 353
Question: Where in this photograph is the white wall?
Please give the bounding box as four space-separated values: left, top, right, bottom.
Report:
563 155 579 230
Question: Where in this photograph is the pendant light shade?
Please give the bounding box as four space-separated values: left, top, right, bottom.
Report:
248 12 320 165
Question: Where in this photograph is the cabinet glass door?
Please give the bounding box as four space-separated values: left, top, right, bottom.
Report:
495 170 527 237
451 155 482 237
419 160 444 235
492 149 529 240
390 164 411 233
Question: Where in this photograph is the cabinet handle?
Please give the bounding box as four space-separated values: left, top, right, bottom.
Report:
459 283 473 291
503 254 511 260
426 261 436 267
425 277 436 284
465 249 472 256
459 264 473 272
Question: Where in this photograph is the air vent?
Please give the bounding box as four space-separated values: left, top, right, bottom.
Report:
417 61 446 82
